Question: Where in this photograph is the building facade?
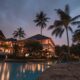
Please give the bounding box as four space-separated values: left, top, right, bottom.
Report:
26 34 55 57
0 31 55 57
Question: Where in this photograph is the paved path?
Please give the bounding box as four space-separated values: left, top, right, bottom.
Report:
39 63 80 80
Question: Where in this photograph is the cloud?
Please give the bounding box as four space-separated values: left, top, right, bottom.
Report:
0 0 80 45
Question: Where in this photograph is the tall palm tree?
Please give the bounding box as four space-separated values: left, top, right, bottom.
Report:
34 11 49 35
48 4 80 55
13 27 25 40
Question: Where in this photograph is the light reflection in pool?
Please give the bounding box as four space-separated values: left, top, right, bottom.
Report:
0 61 53 80
0 63 10 80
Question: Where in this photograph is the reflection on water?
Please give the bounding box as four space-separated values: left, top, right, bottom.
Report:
0 61 53 80
0 63 10 80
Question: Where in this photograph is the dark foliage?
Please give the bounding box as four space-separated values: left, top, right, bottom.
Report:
34 11 49 35
25 40 43 56
73 29 80 43
70 43 80 56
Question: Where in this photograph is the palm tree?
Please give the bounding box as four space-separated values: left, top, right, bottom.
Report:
73 28 80 44
13 27 25 40
48 4 80 55
34 11 49 35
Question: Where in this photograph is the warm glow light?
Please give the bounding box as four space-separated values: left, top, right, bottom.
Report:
38 64 41 71
32 64 36 72
21 48 24 53
5 49 10 53
25 54 29 57
0 63 10 80
1 63 6 80
41 64 44 72
47 61 53 68
7 71 10 80
47 52 49 55
1 73 4 80
19 63 46 73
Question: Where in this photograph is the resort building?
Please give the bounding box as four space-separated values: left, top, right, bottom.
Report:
0 30 55 57
26 34 55 57
0 38 16 54
0 30 16 54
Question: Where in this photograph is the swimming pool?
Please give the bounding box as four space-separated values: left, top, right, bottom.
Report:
0 61 53 80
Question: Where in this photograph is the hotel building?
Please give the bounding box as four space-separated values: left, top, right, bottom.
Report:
0 30 55 57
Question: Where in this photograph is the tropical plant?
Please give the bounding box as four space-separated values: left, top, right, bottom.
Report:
34 11 49 35
48 4 80 55
55 45 62 56
25 40 43 56
13 27 25 40
73 28 80 44
13 44 20 56
55 45 68 56
70 43 80 56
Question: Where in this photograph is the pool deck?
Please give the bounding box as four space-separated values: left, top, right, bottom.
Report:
39 62 80 80
3 59 50 62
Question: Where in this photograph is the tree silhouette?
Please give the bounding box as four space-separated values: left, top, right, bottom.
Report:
48 4 80 55
73 28 80 44
34 11 49 35
25 40 43 56
13 27 25 40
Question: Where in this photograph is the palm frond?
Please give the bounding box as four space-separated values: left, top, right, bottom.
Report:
34 11 49 30
65 4 70 15
75 29 80 33
55 9 71 21
73 29 80 43
55 9 64 15
71 21 80 25
54 20 63 27
51 28 63 37
48 20 63 30
59 29 64 37
68 26 73 33
34 19 39 23
51 28 59 36
71 15 80 22
78 25 80 28
55 28 63 37
13 27 25 39
48 25 54 30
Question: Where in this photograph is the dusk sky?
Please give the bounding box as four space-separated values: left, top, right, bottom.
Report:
0 0 80 45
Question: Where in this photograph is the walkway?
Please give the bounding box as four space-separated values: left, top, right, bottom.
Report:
39 62 80 80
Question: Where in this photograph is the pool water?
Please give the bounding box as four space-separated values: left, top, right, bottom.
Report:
0 61 53 80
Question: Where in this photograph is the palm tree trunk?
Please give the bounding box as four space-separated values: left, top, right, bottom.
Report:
41 27 42 35
40 26 43 44
65 27 70 60
19 36 21 40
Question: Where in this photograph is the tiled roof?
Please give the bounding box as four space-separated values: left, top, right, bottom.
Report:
27 34 50 40
5 38 17 41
